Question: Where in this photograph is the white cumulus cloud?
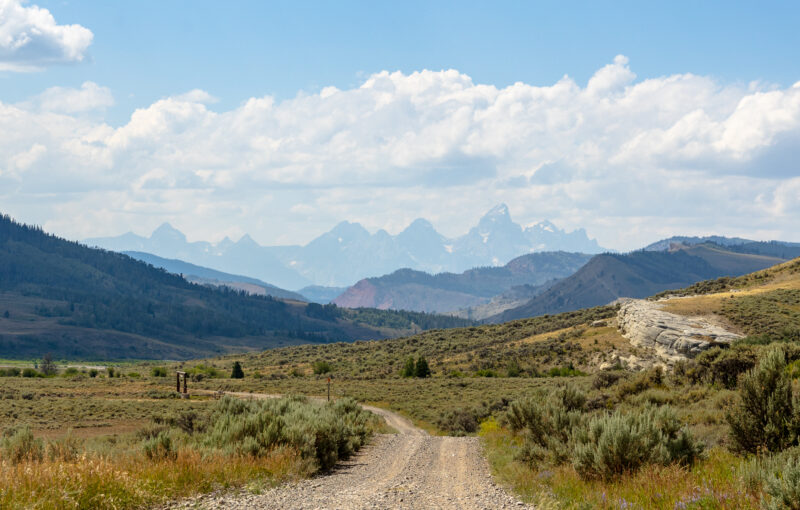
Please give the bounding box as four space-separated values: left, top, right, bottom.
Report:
0 0 93 71
19 81 113 113
1 56 799 250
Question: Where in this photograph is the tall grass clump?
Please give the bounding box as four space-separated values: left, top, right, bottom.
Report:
1 426 43 463
202 396 378 471
571 405 704 480
727 347 800 453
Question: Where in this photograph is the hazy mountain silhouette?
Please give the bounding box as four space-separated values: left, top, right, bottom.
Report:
85 205 605 288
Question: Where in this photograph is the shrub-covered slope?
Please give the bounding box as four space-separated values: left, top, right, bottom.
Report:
489 244 788 323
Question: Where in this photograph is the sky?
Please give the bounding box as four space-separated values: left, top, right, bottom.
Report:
0 0 799 251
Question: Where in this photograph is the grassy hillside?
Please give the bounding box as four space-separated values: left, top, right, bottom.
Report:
0 215 471 360
490 243 788 323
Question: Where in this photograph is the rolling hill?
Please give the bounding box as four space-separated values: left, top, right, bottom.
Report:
488 243 790 323
331 251 592 314
123 251 306 301
0 214 471 360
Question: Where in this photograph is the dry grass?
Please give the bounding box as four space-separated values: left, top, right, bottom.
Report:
0 448 307 510
481 423 758 510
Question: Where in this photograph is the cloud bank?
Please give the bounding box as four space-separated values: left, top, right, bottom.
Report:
0 0 93 71
0 56 798 249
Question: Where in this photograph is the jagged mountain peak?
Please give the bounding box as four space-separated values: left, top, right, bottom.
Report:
236 234 259 247
403 218 436 232
485 203 510 218
151 222 186 242
527 220 558 233
328 221 370 238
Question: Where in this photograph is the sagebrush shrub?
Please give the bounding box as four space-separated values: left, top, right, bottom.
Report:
202 396 376 471
1 426 44 463
142 431 176 460
571 405 703 480
727 348 800 453
46 431 81 462
762 456 800 510
505 387 587 465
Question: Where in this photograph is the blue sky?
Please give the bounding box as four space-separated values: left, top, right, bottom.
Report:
0 0 799 250
6 1 800 124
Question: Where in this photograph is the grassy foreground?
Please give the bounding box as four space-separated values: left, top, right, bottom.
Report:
0 394 378 509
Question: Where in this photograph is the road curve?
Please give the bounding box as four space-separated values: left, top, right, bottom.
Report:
169 391 534 510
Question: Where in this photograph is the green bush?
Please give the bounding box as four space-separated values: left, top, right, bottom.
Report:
437 409 479 435
401 357 415 377
201 396 377 471
695 346 757 389
592 370 623 389
187 363 220 381
762 456 800 510
1 426 44 463
505 386 587 465
616 367 663 398
88 368 98 377
572 405 704 480
142 430 176 460
727 348 800 453
312 361 332 375
548 364 585 377
0 367 21 377
151 366 168 377
475 369 498 378
21 368 40 378
62 367 80 377
506 360 523 378
414 356 431 378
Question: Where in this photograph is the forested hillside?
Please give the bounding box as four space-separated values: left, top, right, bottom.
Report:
0 215 470 359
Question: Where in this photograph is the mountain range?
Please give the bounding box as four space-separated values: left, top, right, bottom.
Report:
332 251 592 314
84 204 605 289
488 242 797 323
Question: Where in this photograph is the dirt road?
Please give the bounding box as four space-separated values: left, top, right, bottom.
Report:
172 392 533 510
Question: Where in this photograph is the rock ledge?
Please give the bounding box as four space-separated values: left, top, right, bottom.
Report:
617 299 741 362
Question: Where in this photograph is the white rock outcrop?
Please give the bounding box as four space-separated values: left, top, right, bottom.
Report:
617 299 742 362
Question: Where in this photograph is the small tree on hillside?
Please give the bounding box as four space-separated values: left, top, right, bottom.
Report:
231 361 244 379
40 353 57 376
414 356 431 378
401 357 415 377
727 347 800 453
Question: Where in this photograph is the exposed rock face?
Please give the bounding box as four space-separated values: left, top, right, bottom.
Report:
617 299 742 362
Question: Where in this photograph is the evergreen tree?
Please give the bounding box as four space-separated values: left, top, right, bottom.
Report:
401 357 415 377
414 356 431 378
231 361 245 379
